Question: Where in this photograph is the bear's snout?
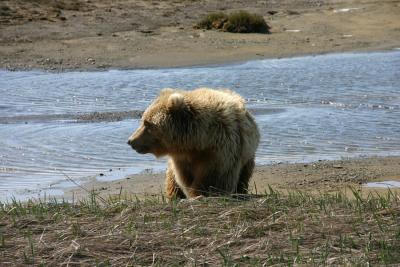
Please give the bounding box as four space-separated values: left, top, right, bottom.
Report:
127 138 134 147
127 137 139 150
127 136 150 154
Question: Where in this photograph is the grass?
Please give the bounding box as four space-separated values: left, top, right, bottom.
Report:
0 188 399 265
196 12 228 30
196 10 270 34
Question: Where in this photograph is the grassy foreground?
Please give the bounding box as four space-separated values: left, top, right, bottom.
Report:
1 188 399 266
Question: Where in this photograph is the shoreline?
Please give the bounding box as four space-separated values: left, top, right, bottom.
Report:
63 156 400 201
2 46 399 73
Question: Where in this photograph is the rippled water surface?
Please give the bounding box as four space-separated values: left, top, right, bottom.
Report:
1 51 399 199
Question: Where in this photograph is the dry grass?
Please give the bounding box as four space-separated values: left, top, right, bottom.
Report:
1 188 400 266
196 10 270 34
196 12 228 30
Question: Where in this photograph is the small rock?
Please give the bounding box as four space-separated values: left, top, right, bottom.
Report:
333 165 343 169
287 10 300 15
139 29 153 34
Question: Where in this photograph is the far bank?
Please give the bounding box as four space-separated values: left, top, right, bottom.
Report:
1 0 399 71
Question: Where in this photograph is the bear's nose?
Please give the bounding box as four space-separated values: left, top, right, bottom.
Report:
127 138 135 147
127 138 140 151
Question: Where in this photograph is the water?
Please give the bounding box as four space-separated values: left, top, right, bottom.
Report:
1 51 400 200
364 181 400 188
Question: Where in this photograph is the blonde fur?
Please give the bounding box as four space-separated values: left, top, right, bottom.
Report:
128 88 260 198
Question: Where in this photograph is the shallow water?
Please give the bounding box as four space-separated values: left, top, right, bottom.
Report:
1 51 400 200
364 181 400 188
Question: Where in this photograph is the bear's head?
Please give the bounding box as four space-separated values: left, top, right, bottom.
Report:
127 89 192 157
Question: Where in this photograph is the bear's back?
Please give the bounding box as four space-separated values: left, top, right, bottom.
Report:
186 88 246 113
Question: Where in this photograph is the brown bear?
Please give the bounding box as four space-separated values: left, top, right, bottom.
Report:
127 88 260 199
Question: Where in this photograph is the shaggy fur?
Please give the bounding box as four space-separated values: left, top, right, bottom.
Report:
128 88 260 198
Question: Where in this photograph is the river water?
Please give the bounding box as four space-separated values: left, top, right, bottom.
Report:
1 51 399 200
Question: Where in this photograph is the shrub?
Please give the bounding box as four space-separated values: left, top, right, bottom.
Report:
195 10 270 34
223 10 270 33
196 12 228 30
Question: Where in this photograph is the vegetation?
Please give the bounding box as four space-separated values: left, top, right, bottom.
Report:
196 10 270 34
1 188 400 265
196 12 228 30
223 11 270 34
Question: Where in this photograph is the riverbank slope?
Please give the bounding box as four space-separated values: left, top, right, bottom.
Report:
65 157 400 200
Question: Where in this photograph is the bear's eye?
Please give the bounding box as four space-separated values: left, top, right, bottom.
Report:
143 120 152 128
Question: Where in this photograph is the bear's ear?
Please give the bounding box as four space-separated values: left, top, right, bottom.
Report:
167 93 186 111
160 88 175 96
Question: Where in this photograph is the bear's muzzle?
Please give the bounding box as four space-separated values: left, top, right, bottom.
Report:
127 137 150 154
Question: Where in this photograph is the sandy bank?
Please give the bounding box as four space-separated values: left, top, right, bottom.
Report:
65 156 400 200
1 0 400 70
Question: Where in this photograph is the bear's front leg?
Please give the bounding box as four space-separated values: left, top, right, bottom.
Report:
236 157 255 194
185 186 205 198
165 165 186 199
187 165 241 197
185 175 212 198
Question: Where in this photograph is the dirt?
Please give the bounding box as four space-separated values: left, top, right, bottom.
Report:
1 0 400 70
65 156 400 200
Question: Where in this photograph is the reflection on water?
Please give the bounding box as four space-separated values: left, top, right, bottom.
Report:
0 51 400 199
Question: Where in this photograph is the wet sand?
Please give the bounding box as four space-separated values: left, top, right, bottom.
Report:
65 156 400 200
1 0 400 70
